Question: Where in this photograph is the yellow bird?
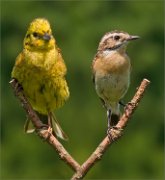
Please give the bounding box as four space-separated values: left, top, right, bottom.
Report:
11 18 69 140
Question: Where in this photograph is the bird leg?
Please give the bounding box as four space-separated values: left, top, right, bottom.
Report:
107 109 114 140
10 78 23 94
107 109 112 129
36 113 53 140
47 113 53 134
107 109 123 141
119 100 126 107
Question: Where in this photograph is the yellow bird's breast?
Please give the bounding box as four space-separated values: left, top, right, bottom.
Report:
12 49 69 115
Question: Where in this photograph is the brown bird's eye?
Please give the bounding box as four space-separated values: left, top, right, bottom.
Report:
114 35 120 40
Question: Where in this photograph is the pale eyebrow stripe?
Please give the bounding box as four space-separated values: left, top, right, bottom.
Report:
100 33 112 43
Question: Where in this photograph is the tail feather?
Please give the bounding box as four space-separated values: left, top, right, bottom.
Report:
24 112 48 133
24 112 68 141
49 112 69 141
110 114 120 126
24 118 35 133
107 102 120 126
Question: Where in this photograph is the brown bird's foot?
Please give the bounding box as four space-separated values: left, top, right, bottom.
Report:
107 126 123 141
119 100 126 107
126 102 136 109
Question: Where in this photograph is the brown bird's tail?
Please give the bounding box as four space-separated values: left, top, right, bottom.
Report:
108 102 121 126
110 113 120 126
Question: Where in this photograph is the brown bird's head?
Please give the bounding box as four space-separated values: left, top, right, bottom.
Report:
98 30 140 52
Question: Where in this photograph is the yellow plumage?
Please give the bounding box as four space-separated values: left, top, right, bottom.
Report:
11 18 69 140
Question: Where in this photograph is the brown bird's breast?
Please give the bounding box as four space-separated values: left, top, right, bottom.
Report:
92 51 131 103
93 51 131 76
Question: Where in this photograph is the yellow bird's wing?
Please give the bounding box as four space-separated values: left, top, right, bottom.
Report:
55 47 67 76
11 52 25 79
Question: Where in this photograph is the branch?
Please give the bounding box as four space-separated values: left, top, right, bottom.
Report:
71 78 150 179
9 78 81 172
10 78 150 179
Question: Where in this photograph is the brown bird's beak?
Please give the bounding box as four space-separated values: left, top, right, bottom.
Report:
127 35 140 41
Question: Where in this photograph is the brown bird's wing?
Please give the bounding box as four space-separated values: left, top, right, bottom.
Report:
91 54 98 85
92 54 107 108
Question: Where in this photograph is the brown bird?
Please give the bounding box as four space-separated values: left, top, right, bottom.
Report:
92 30 139 135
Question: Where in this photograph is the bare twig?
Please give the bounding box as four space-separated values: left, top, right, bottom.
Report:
71 78 150 179
9 78 81 172
10 78 150 179
38 130 81 172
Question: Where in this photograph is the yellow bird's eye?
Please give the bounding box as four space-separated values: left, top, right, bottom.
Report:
33 32 39 38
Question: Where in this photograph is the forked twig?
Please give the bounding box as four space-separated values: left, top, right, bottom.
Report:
10 78 150 179
71 78 150 179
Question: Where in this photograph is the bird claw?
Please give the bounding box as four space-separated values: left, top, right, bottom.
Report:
119 100 126 107
47 126 53 135
107 126 123 141
10 78 23 94
125 102 136 110
36 125 52 140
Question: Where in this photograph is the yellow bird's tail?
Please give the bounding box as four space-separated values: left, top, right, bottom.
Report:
49 112 68 141
24 112 68 141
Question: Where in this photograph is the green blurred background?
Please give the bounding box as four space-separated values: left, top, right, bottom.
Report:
1 1 164 179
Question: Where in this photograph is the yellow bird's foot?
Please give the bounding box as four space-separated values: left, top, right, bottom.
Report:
47 126 53 136
10 78 23 94
36 125 53 140
107 126 123 141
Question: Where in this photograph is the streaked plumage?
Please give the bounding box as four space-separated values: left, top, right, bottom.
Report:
12 18 69 140
92 30 139 127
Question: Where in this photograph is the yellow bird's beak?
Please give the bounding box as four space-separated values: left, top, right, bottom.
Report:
42 33 51 41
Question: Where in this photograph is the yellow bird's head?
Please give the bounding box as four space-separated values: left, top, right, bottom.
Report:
24 18 56 51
